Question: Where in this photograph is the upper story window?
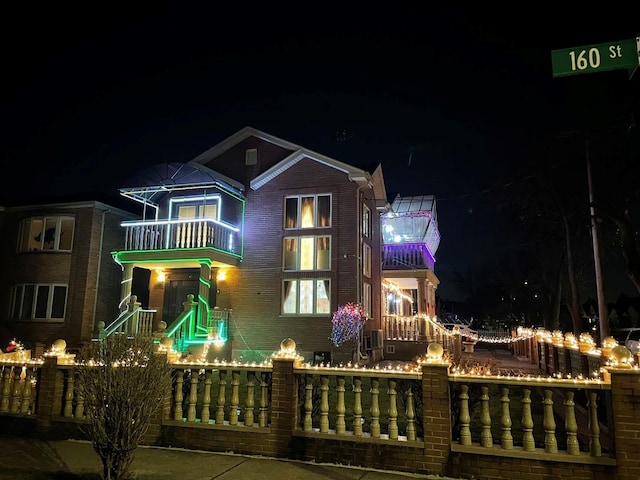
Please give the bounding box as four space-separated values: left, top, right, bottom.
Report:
170 195 220 221
10 283 68 321
363 243 372 278
284 194 331 229
283 236 330 271
362 204 371 237
18 216 75 252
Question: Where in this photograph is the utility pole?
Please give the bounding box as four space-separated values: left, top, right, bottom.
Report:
586 137 609 339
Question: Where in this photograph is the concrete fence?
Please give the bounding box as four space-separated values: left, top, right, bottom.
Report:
1 335 640 480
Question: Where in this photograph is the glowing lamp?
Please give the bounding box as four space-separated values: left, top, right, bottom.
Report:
280 337 296 354
51 339 67 355
610 345 633 367
427 342 444 360
217 270 227 282
156 269 166 282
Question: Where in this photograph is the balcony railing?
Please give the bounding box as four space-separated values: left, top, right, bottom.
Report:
121 218 241 255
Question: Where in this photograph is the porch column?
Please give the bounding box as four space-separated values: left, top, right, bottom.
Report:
120 263 134 312
416 278 427 316
198 261 212 331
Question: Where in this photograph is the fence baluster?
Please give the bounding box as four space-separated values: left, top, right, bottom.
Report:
543 388 558 453
20 368 34 415
336 376 346 434
245 371 255 427
406 387 416 441
230 371 240 425
521 388 535 451
320 375 329 433
1 367 12 412
353 377 363 436
173 370 184 421
588 391 602 457
201 370 212 423
388 379 398 440
500 386 513 449
370 378 380 438
564 390 579 455
63 370 74 417
304 374 313 431
480 386 492 447
10 368 22 413
459 384 471 446
187 369 198 422
74 374 84 418
216 370 227 424
259 372 268 427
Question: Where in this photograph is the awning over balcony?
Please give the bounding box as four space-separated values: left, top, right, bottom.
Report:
119 162 244 207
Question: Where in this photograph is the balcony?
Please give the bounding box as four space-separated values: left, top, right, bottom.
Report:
121 218 241 254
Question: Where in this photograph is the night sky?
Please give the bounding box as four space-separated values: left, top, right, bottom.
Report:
1 3 638 301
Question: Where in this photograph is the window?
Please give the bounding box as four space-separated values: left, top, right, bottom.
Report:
284 194 331 229
362 204 371 237
283 236 330 271
363 243 371 278
171 195 220 221
282 279 330 315
363 282 372 318
10 283 68 321
19 216 75 252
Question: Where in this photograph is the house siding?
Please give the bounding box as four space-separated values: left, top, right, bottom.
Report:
211 152 379 364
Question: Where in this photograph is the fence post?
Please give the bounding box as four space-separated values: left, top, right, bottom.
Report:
421 361 452 476
35 356 64 434
271 356 299 457
609 367 640 479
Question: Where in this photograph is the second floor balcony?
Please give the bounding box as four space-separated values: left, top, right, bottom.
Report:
121 218 242 257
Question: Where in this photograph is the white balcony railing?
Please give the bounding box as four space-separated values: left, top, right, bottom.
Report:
122 218 240 255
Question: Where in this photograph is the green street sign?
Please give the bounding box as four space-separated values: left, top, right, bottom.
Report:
551 37 639 77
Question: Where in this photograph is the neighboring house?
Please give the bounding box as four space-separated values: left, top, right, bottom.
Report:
1 127 441 364
0 201 138 356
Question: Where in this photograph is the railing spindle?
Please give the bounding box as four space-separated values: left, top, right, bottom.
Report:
201 370 212 423
187 369 198 422
459 384 471 446
480 386 492 447
543 388 558 453
564 390 579 455
370 378 380 438
521 388 535 451
173 370 184 421
388 379 398 440
245 371 255 427
216 370 227 424
588 391 602 457
500 386 513 449
353 377 363 436
230 370 240 425
320 375 329 433
336 376 346 434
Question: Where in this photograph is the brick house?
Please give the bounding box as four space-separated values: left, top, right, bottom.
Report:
1 127 441 364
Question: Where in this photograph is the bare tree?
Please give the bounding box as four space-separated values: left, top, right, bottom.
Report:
76 334 172 480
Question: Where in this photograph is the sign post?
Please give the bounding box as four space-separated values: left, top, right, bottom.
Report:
551 37 639 77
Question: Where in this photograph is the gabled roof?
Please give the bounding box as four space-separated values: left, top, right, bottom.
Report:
190 126 382 192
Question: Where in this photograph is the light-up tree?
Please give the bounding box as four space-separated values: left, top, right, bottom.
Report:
330 303 366 360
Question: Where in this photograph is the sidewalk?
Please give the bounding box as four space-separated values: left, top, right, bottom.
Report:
0 435 460 480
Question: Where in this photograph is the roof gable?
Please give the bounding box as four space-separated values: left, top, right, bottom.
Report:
190 126 377 191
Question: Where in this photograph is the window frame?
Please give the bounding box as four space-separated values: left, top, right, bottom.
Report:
283 235 331 271
284 194 332 229
18 216 75 252
282 278 331 315
10 283 68 321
